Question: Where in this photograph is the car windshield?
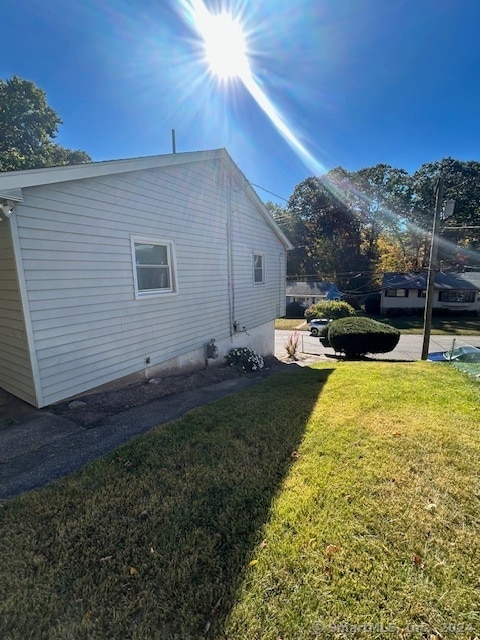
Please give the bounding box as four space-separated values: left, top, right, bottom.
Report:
445 346 479 358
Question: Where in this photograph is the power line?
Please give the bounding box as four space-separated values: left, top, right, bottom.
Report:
249 182 289 203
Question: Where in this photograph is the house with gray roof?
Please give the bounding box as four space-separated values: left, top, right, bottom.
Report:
286 280 342 309
381 271 480 315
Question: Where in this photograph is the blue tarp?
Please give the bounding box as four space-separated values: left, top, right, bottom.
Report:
325 284 343 301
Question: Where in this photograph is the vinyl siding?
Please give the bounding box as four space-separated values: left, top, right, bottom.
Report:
230 186 287 325
11 156 287 406
13 161 212 404
0 221 36 405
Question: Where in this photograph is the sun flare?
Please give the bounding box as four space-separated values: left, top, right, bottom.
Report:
200 11 250 80
181 0 326 175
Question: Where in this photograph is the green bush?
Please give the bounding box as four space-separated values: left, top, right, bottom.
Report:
328 317 400 359
305 300 356 323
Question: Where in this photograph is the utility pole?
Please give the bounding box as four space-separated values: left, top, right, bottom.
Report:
421 177 443 360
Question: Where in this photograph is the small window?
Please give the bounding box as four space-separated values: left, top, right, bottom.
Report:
253 253 265 285
418 289 426 298
385 288 408 297
131 236 177 297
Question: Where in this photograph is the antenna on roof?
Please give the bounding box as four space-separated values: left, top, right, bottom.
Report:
171 129 176 154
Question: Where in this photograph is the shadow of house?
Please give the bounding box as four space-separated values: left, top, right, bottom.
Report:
0 365 333 638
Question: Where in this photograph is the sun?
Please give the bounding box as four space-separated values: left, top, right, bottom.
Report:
200 11 250 80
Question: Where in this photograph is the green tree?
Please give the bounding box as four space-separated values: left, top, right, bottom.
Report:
286 176 364 286
0 75 91 172
412 157 480 267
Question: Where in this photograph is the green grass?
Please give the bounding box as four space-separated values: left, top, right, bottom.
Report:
1 363 480 639
275 318 307 330
375 315 480 335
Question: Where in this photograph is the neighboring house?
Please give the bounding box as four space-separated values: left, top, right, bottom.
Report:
381 271 480 315
286 280 342 308
0 149 292 408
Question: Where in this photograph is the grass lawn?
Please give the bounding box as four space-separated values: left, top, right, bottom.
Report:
1 363 479 639
275 318 307 331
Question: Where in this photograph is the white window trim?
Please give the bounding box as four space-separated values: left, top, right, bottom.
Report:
253 252 266 285
130 235 178 299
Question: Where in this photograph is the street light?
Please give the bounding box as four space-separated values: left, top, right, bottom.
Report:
420 179 455 359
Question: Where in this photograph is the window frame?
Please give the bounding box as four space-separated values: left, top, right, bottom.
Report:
438 289 476 303
385 288 408 298
253 252 266 285
130 235 178 299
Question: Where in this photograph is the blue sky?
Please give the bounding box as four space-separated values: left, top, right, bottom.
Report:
2 0 480 204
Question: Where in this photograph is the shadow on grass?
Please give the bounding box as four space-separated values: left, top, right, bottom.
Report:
0 365 333 640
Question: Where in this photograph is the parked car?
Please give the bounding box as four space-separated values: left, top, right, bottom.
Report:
308 318 331 336
427 345 480 363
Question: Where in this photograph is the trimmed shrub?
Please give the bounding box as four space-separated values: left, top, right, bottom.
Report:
285 301 307 319
328 317 400 359
305 300 356 323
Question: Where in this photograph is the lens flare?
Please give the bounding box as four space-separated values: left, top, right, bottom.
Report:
180 0 326 175
202 12 250 80
179 1 472 265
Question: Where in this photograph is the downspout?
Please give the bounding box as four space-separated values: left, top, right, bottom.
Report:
226 171 235 336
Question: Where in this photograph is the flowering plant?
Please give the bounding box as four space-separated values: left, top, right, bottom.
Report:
225 347 264 372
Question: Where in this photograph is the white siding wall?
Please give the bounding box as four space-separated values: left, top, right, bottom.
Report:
0 222 36 405
381 290 424 311
14 158 287 406
230 183 287 334
381 290 479 313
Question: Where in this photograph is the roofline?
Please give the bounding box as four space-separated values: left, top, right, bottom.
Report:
0 147 293 250
0 149 226 190
219 151 293 250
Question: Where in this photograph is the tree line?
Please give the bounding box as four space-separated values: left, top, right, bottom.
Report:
267 159 480 295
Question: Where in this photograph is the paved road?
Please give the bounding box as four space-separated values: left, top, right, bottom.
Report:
275 329 480 361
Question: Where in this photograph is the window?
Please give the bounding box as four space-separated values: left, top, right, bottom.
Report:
438 290 475 303
418 289 426 298
385 289 408 297
131 236 176 297
253 253 265 284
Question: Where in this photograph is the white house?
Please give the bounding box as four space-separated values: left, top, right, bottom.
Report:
286 280 342 308
0 149 292 408
381 271 480 315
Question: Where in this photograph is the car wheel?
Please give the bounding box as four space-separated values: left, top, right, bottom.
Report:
310 328 319 336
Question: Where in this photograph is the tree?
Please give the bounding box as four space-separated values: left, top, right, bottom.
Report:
0 75 91 172
412 158 480 268
286 176 364 286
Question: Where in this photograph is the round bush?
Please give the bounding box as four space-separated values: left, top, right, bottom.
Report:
305 300 356 323
328 317 400 359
